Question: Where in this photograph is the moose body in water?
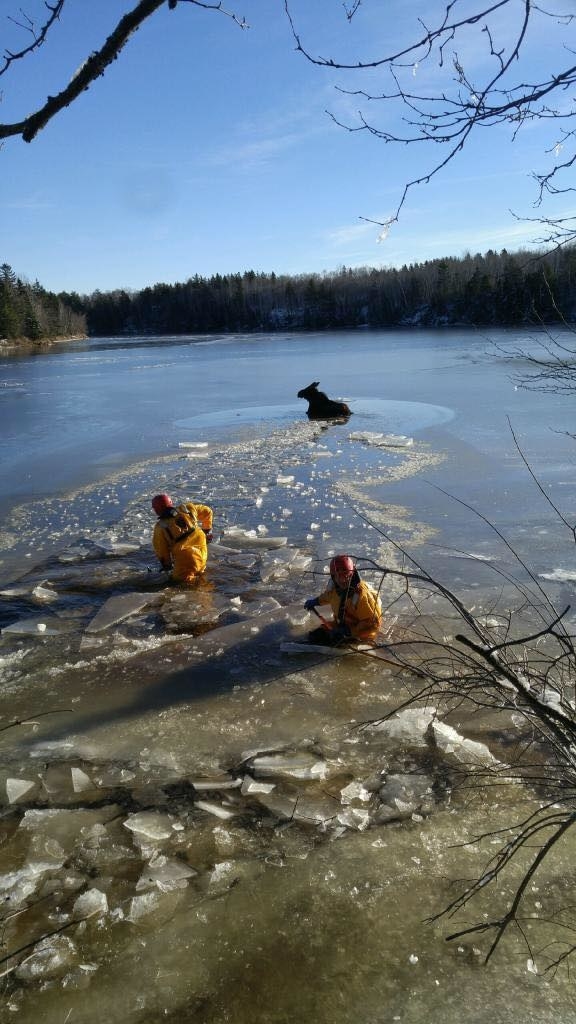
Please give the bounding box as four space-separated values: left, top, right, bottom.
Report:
297 382 352 420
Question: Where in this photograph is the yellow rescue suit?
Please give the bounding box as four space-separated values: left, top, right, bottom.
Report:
153 502 213 584
316 579 382 642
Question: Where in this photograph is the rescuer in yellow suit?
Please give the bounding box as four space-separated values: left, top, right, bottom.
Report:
151 493 213 584
304 554 382 645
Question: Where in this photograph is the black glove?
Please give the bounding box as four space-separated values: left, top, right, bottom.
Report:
331 624 351 642
304 597 319 611
204 529 214 544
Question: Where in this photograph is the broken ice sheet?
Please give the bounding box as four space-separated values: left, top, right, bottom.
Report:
31 582 58 602
220 527 287 550
249 752 328 781
72 888 109 920
429 720 500 769
15 935 77 981
349 431 414 448
6 778 37 804
1 616 61 636
195 799 240 820
136 853 197 893
368 707 437 747
71 766 94 793
85 591 160 633
123 811 175 840
340 781 372 805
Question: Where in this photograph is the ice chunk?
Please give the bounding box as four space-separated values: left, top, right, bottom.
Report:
6 778 36 804
31 583 58 603
292 793 339 826
241 777 276 795
127 891 163 922
249 752 328 781
71 767 94 793
210 861 236 885
368 707 437 746
238 597 281 618
123 812 175 840
340 781 372 805
85 592 159 633
429 720 500 768
178 441 208 448
349 431 414 448
336 807 371 831
92 537 141 556
136 854 196 892
379 774 433 813
195 800 239 820
259 547 311 582
15 935 76 981
72 888 108 920
190 776 242 792
2 617 60 636
220 527 287 550
251 791 297 820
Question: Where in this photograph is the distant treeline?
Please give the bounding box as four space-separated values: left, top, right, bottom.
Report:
61 247 576 337
0 263 86 343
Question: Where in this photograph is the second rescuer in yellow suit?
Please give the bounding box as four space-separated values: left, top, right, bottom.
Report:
304 554 382 645
152 493 213 584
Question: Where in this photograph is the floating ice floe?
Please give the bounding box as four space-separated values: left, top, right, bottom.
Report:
123 812 175 840
428 720 500 769
71 766 94 793
85 592 160 633
349 431 414 448
190 775 242 791
259 548 312 582
220 526 287 550
127 891 164 922
15 935 77 981
337 807 371 831
249 752 328 781
31 583 58 602
136 854 196 893
195 799 239 820
376 774 434 822
1 617 60 636
340 781 372 805
72 887 109 920
92 538 141 556
540 568 576 582
241 777 276 796
6 778 36 804
367 707 437 746
178 441 209 449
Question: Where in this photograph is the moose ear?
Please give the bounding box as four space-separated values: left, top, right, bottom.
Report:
313 381 320 387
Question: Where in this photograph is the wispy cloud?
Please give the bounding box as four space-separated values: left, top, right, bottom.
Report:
3 197 54 210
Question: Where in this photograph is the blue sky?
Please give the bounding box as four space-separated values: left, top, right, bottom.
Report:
1 0 570 294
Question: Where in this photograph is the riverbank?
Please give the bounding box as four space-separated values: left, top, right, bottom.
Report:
0 335 87 353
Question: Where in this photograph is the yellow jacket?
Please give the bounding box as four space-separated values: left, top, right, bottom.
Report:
316 579 382 642
153 502 213 583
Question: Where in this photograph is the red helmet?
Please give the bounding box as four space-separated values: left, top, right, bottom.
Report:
152 493 173 515
330 555 355 583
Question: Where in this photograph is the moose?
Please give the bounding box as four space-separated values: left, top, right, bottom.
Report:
297 381 352 420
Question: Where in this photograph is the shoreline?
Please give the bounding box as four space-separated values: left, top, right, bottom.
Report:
0 334 87 353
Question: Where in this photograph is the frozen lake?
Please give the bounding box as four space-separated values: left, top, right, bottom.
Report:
1 328 576 1023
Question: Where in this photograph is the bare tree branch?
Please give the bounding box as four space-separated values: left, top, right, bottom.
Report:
285 0 576 245
0 0 248 143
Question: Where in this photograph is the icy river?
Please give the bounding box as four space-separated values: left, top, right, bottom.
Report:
1 328 576 1023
